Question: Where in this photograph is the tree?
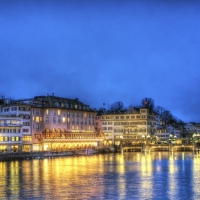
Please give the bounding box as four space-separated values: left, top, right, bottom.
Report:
97 107 106 115
141 97 155 113
154 106 165 116
109 101 125 112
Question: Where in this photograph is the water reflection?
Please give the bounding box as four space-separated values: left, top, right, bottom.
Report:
0 152 199 199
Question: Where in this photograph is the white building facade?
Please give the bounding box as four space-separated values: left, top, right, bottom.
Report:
0 116 23 152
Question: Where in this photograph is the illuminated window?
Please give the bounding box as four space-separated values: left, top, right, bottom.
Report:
89 126 90 130
15 137 20 141
0 136 3 141
62 117 66 123
40 117 42 121
72 125 74 129
53 117 56 123
36 117 39 122
76 126 78 129
33 144 40 151
75 105 77 109
46 109 49 115
22 136 32 142
32 116 34 121
58 110 61 115
11 137 15 141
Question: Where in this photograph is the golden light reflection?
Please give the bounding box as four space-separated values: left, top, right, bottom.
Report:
0 162 7 199
193 153 200 197
117 154 126 199
140 153 153 198
168 152 178 197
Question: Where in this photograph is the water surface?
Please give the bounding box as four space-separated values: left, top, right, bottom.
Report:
0 152 199 199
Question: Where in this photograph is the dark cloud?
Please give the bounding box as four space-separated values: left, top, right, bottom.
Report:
0 0 200 122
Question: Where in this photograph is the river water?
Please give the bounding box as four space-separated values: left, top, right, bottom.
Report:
0 152 200 200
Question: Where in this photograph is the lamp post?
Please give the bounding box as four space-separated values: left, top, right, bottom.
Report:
120 135 123 154
142 135 145 152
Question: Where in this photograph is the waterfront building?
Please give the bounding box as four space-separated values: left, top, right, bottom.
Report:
155 125 181 141
31 95 103 151
97 106 156 146
0 95 103 152
0 116 23 152
0 99 32 152
184 122 200 136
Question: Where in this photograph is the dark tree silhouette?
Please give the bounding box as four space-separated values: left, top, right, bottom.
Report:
109 101 125 112
97 107 106 115
141 97 155 113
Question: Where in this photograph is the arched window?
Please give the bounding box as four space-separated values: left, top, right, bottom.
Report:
62 128 66 133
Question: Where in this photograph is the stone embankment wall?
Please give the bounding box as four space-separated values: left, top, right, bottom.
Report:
0 146 115 161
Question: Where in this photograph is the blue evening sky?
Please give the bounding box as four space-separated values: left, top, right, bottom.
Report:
0 0 200 122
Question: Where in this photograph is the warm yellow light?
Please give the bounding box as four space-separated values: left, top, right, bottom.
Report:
35 117 39 122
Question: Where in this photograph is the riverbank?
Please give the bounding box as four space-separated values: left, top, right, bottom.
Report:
0 146 115 161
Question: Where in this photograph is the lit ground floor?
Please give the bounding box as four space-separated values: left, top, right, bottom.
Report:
0 143 21 153
32 138 104 152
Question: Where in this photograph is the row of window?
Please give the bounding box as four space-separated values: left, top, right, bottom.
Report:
33 109 95 119
102 127 113 130
157 135 169 138
102 115 148 120
113 129 147 132
0 136 20 141
0 129 21 133
53 102 90 110
2 107 30 112
113 122 147 125
46 117 94 125
102 128 147 132
33 123 93 131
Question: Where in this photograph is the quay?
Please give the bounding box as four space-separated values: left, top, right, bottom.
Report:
0 146 115 161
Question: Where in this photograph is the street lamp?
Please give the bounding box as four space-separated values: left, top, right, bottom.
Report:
120 135 123 154
142 135 145 143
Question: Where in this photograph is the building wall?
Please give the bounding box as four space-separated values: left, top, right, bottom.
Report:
0 105 32 152
98 108 156 145
31 107 97 151
0 116 23 152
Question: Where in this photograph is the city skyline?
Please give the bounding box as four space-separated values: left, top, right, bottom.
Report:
1 0 200 122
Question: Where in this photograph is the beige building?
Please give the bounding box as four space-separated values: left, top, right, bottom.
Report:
97 107 156 146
